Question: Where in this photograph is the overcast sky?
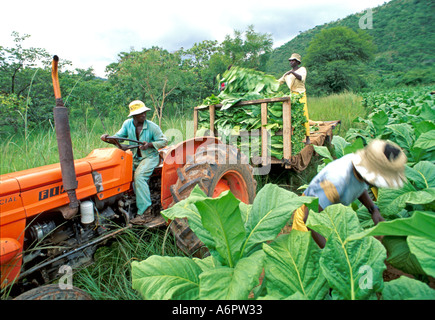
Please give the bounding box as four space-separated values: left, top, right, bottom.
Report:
1 0 390 77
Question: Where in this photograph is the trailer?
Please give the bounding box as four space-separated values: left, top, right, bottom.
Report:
193 96 341 171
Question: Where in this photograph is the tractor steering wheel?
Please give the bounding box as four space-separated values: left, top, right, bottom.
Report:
103 136 143 150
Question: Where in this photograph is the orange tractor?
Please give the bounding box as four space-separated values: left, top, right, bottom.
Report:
0 57 257 298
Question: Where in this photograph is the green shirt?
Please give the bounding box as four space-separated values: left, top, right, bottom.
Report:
114 118 167 160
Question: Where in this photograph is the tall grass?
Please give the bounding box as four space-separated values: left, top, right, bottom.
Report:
74 226 185 300
308 91 367 137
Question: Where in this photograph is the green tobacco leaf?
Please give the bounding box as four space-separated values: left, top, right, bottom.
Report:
377 182 435 217
386 123 415 150
346 211 435 242
263 231 329 300
407 236 435 277
370 110 389 137
414 130 435 150
413 120 435 137
192 256 222 272
382 276 435 300
131 256 202 300
198 250 265 300
383 236 426 276
161 185 207 221
313 145 333 161
307 204 386 300
240 184 317 257
331 135 350 158
195 191 246 267
343 137 364 154
405 161 435 189
419 104 435 121
238 201 252 226
161 185 215 249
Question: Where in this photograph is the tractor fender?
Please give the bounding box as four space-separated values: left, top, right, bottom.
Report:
0 238 21 264
160 136 221 209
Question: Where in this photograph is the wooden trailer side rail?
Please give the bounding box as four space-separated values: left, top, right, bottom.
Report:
194 97 292 167
193 97 341 171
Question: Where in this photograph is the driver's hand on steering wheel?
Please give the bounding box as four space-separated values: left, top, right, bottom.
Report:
139 142 153 150
101 134 117 144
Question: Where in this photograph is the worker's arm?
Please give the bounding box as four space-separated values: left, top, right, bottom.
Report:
285 67 306 82
287 70 302 81
301 204 327 249
149 122 168 150
358 190 385 225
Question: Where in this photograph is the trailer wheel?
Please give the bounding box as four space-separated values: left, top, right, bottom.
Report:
169 143 256 256
14 284 92 300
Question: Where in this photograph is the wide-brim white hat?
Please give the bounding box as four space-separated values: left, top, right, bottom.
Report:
128 100 151 117
352 139 407 189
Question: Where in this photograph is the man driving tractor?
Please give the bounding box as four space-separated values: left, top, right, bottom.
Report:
101 100 168 224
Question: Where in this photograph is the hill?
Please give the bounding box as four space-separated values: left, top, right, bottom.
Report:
263 0 435 89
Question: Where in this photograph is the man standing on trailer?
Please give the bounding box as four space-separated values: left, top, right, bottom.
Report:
278 53 311 145
101 100 167 225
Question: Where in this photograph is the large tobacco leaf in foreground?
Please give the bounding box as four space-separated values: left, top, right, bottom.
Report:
198 251 265 299
377 161 435 218
262 230 329 300
382 276 435 300
162 183 316 265
131 256 202 300
307 204 387 300
132 184 316 300
347 210 435 278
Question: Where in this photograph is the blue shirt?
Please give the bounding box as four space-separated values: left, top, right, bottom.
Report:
304 154 368 209
114 118 167 160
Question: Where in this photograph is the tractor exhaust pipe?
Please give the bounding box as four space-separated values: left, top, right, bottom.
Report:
52 55 79 219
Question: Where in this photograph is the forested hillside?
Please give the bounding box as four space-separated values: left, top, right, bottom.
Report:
264 0 435 88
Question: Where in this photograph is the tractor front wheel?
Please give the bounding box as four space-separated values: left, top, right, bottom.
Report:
169 143 256 256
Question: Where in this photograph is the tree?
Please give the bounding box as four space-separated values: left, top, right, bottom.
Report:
0 32 55 133
60 68 115 132
304 26 376 95
222 25 273 70
107 47 189 127
0 32 51 95
181 40 230 99
0 93 27 134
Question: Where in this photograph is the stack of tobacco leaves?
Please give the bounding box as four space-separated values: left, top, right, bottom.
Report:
198 66 307 157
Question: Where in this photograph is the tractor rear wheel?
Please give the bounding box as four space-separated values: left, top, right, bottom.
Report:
169 143 256 256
